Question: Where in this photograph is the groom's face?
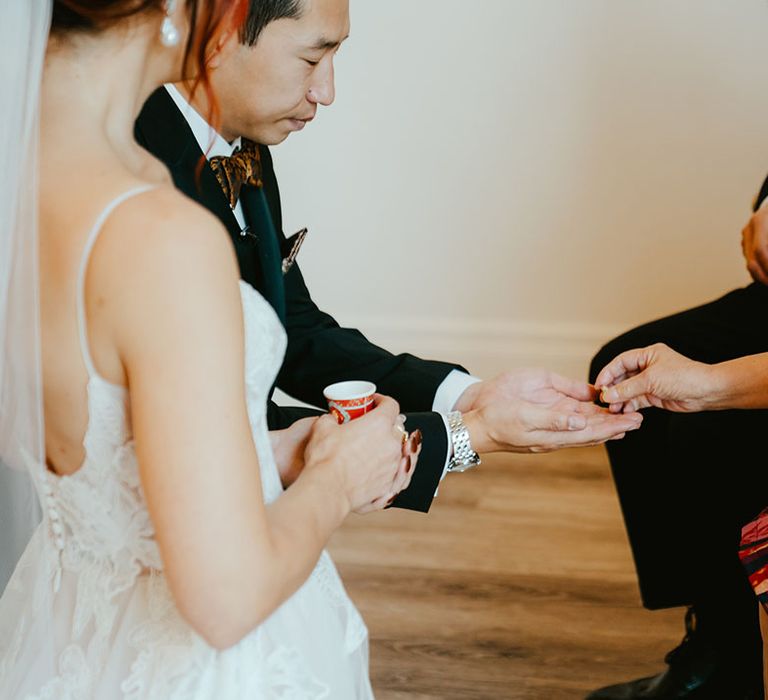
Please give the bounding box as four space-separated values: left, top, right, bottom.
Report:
212 0 350 145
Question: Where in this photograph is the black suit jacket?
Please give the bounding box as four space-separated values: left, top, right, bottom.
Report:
134 87 470 512
755 173 768 212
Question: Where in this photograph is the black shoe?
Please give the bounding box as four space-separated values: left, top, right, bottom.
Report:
585 608 763 699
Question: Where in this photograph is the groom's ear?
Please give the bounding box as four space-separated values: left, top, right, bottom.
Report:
207 20 239 70
207 46 223 70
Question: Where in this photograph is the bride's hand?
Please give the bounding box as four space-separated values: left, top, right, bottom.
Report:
355 427 422 514
269 417 319 488
302 395 410 515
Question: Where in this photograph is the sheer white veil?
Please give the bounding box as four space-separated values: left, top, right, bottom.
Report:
0 0 51 591
0 0 55 692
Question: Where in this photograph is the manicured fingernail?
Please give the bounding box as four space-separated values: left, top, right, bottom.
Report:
404 454 414 475
602 388 617 402
408 429 423 453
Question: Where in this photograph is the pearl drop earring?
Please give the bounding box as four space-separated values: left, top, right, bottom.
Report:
160 0 180 47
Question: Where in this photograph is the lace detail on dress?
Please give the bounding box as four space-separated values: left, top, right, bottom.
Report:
120 577 331 700
240 281 287 504
26 646 91 700
310 552 369 653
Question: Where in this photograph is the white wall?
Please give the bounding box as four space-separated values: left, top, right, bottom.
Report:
271 0 768 387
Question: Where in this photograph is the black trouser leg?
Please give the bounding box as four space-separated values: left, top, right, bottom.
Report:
667 410 766 670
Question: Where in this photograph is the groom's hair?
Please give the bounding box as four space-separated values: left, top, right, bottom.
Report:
240 0 305 46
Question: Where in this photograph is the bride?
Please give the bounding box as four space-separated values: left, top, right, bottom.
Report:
0 1 418 697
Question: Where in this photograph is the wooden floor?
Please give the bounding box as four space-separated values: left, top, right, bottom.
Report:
327 446 683 700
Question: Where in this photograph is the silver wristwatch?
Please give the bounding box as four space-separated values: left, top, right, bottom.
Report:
446 410 481 473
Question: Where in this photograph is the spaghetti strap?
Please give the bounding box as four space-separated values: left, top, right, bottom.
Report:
76 185 157 380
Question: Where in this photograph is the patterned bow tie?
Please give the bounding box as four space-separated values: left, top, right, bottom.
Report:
208 138 263 209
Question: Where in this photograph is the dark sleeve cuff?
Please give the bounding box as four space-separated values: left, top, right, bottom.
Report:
266 400 324 430
390 412 449 513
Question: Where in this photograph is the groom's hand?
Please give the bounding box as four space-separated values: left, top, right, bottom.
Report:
454 370 643 454
269 416 319 487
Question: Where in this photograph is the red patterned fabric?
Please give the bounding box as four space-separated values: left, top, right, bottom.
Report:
739 508 768 611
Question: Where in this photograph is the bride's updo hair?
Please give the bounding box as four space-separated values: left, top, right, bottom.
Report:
51 1 248 125
52 1 166 30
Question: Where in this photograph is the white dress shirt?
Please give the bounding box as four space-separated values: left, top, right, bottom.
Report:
164 84 482 492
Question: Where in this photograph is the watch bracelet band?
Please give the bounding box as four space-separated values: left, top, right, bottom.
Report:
446 410 481 472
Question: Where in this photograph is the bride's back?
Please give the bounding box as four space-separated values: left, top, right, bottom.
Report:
38 35 180 477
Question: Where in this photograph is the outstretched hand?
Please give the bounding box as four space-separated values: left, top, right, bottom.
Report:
593 342 716 414
454 369 643 454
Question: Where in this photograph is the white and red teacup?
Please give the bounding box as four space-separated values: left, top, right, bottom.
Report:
323 381 376 424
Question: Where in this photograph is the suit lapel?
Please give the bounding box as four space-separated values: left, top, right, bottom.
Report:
135 88 285 321
240 185 286 323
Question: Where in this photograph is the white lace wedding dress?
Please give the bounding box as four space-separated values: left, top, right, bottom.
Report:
0 187 374 699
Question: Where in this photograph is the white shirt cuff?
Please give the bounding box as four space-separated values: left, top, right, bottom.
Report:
432 371 481 497
432 370 482 414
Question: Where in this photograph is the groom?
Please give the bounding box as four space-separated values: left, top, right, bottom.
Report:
134 0 637 512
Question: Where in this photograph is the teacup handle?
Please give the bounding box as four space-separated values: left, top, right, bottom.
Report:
328 401 351 424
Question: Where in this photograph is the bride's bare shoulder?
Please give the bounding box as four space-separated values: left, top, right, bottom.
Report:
102 183 235 267
90 183 240 306
109 184 226 243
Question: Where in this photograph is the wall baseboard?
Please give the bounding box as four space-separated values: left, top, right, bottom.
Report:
352 314 625 381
